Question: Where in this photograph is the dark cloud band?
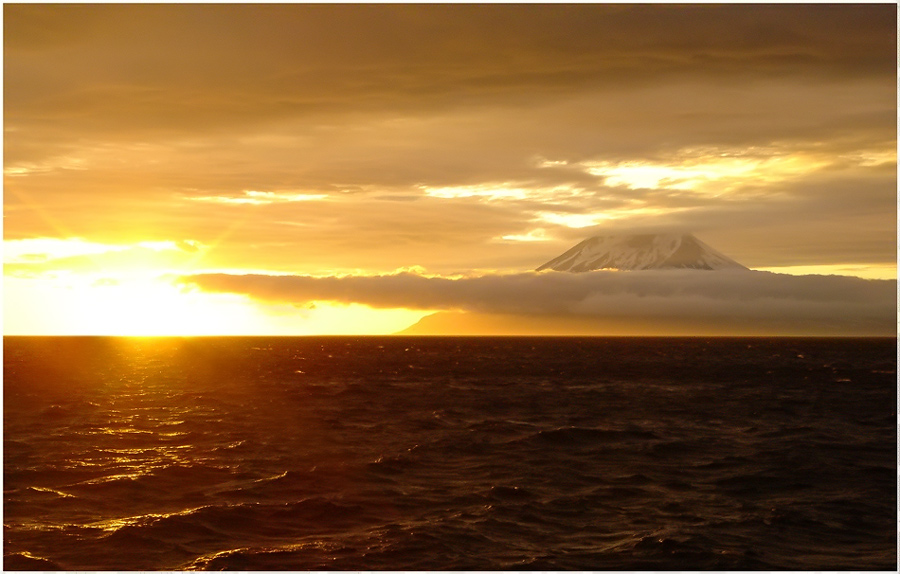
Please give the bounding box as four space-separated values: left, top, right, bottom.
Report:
179 270 896 335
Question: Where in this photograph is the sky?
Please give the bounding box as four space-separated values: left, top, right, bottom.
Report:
4 3 897 336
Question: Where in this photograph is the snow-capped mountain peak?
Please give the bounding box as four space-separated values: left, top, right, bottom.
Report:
536 233 747 272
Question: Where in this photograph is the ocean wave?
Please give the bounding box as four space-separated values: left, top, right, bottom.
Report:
510 425 661 449
4 336 896 571
4 551 63 571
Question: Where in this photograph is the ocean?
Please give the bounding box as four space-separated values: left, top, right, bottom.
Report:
3 336 897 570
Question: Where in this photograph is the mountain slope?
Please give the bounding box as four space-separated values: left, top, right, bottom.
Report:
536 233 747 272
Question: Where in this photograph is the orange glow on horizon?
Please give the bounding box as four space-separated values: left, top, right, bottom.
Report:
3 233 895 336
2 236 426 336
3 268 429 336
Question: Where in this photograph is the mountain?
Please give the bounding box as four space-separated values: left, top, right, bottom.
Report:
536 233 747 272
397 311 778 336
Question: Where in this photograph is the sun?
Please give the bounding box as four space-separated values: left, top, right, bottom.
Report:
4 269 429 336
3 237 431 336
4 272 266 336
84 278 263 336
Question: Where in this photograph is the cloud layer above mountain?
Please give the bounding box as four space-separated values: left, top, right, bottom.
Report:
179 270 896 336
5 4 897 277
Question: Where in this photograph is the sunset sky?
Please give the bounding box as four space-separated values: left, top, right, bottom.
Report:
4 4 897 336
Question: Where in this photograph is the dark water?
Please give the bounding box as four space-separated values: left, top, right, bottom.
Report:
4 336 897 570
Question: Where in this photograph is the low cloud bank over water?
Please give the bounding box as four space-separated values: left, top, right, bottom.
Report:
179 270 896 336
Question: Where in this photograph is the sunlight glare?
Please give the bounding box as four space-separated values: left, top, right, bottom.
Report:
582 150 831 192
4 271 430 336
4 273 265 336
4 238 131 263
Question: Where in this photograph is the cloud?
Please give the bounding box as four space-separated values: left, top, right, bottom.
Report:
3 238 208 275
186 191 331 205
179 269 896 335
6 5 894 156
4 4 895 281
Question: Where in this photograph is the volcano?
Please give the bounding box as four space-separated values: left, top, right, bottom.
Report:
536 233 747 272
